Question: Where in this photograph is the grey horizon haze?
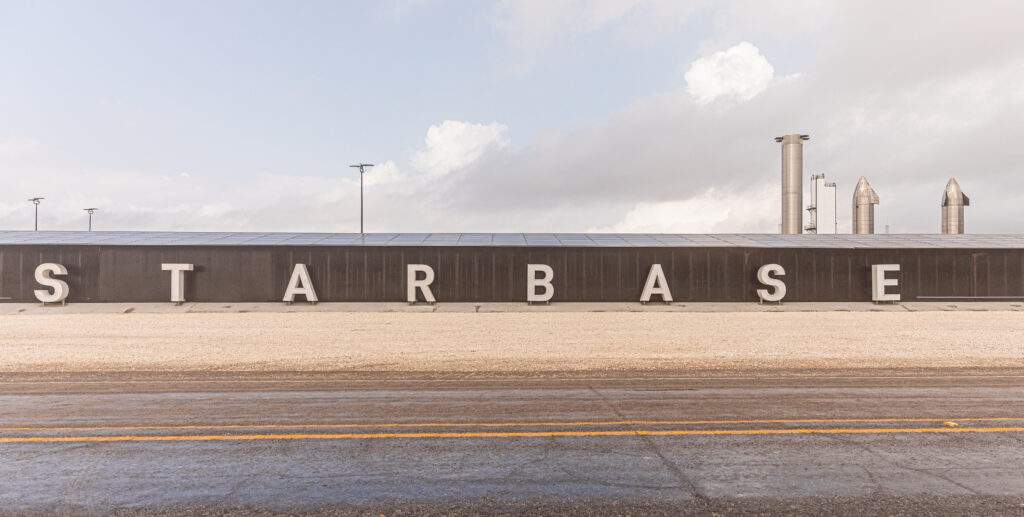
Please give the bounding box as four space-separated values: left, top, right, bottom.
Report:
1 1 1022 234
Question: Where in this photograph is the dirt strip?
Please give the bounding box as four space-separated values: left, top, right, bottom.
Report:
1 312 1022 372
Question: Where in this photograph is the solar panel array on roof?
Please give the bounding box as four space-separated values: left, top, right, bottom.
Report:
1 231 1023 248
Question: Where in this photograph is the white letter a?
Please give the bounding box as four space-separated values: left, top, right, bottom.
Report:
283 263 318 303
640 264 672 302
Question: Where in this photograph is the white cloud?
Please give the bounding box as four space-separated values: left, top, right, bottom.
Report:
684 41 774 104
198 202 233 218
589 185 778 233
362 160 405 186
0 137 40 156
411 120 509 177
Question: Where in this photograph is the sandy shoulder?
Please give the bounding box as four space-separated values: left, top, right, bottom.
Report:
1 312 1022 372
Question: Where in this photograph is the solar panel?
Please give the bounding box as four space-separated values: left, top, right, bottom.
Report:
492 234 527 246
0 231 1022 248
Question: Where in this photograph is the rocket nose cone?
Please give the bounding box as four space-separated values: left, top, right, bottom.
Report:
854 176 879 204
945 177 962 193
942 177 968 206
855 176 874 194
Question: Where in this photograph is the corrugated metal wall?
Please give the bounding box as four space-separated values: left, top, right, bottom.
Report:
1 245 1022 302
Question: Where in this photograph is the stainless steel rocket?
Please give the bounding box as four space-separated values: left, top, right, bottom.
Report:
941 178 969 234
852 176 880 234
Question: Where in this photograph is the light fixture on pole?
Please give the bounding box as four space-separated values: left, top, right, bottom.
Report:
349 163 374 234
28 197 44 231
84 208 99 231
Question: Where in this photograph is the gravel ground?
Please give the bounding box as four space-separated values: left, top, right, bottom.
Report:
0 312 1022 372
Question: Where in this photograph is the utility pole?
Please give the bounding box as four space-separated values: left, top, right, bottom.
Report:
349 163 373 234
28 197 43 231
84 208 99 231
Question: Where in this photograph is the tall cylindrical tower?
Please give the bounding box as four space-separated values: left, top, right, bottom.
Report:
941 178 969 234
775 134 809 234
852 176 880 234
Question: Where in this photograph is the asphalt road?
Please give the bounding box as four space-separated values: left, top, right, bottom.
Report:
2 369 1023 516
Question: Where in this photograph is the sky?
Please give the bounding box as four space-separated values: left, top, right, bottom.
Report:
1 0 1022 234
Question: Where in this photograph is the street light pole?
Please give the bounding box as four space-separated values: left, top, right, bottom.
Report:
349 163 373 234
84 208 99 231
28 197 43 231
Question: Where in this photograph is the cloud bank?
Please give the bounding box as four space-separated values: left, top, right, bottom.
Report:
2 1 1022 235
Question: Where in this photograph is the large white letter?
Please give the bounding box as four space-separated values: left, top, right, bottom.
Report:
640 264 672 303
872 264 900 302
283 263 318 303
527 264 554 303
756 264 787 303
161 263 194 304
34 263 69 304
407 264 436 303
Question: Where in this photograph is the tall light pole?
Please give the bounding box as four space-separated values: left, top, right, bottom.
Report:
28 197 43 231
349 163 373 234
84 208 99 231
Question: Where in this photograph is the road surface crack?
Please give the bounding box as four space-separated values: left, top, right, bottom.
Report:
822 433 982 496
587 385 714 514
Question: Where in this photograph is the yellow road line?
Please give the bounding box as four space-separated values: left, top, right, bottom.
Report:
3 417 1022 432
3 427 1024 443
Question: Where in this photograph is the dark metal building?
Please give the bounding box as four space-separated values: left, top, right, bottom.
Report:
2 231 1023 303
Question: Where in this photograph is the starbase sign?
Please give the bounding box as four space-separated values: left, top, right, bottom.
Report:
29 261 904 305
